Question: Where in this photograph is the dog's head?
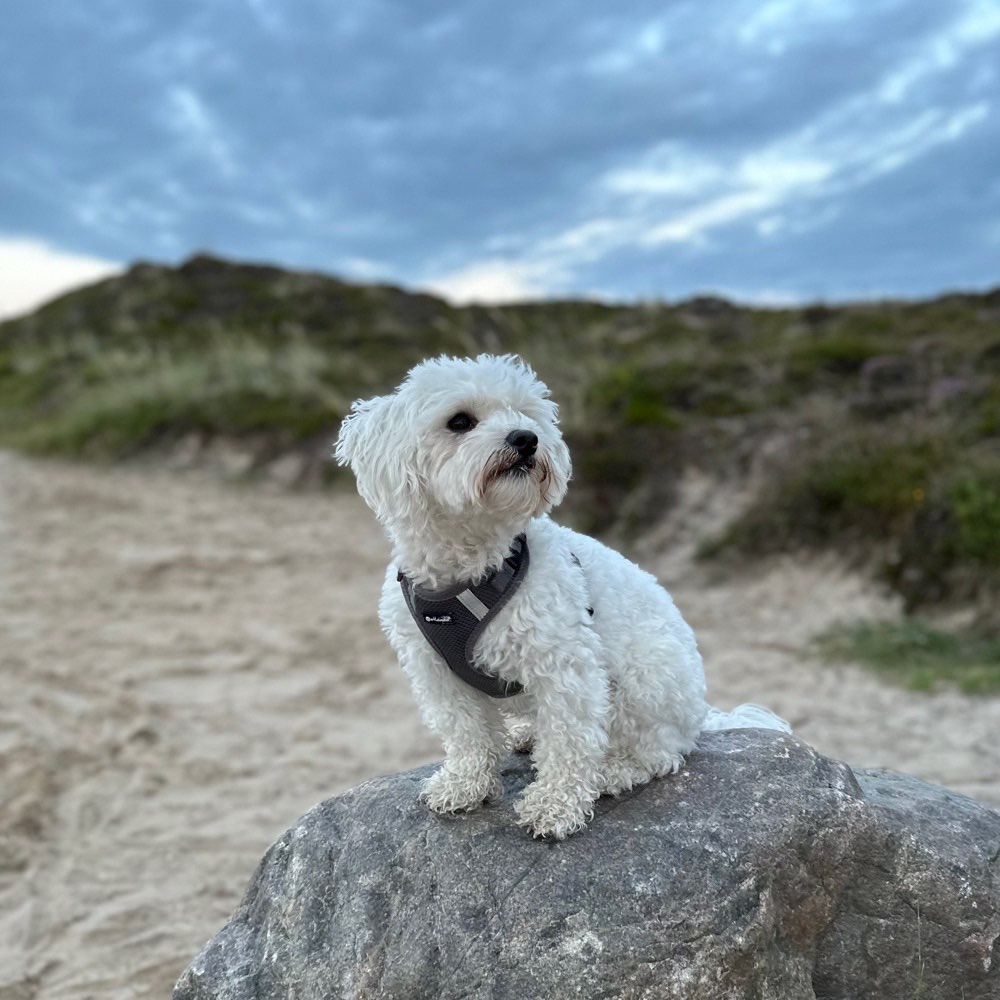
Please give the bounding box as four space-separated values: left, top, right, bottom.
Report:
335 354 571 530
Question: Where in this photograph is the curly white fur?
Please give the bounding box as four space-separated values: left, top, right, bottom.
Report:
336 354 789 839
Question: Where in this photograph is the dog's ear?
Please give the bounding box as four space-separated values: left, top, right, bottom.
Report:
335 393 412 522
335 394 388 468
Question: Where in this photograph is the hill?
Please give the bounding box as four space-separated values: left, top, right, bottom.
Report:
2 253 999 617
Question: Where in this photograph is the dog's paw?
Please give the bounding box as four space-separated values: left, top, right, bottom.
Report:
598 751 685 797
420 766 501 814
597 756 645 797
514 783 591 840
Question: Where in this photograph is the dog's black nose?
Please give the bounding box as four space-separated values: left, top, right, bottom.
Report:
506 429 538 456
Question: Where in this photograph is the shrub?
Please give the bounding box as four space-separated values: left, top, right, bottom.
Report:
708 430 944 554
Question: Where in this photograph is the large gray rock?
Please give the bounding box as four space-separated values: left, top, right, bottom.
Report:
174 731 1000 1000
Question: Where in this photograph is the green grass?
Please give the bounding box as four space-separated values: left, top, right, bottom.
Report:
0 338 348 457
815 618 1000 694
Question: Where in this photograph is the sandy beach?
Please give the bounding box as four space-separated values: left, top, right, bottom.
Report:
2 452 998 999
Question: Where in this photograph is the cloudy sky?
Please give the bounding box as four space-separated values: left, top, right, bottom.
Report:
2 0 999 317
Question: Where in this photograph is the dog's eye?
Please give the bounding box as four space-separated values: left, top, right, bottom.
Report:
447 412 477 433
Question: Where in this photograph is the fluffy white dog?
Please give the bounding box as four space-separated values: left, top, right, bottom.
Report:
336 354 788 839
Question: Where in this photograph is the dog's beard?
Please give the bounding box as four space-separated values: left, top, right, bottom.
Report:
479 446 556 512
483 446 537 483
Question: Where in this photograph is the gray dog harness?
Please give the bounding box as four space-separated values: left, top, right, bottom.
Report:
397 535 529 698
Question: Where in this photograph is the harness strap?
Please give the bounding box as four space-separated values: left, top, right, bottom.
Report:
398 535 528 698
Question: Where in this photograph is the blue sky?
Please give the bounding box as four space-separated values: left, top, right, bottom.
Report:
1 0 999 316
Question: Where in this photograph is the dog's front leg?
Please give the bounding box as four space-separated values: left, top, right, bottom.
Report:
401 646 506 814
514 651 610 839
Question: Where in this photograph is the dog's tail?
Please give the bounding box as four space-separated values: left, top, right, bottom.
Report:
701 703 792 734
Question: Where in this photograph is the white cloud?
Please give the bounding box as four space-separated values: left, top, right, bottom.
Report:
243 0 287 35
336 256 386 280
738 153 833 189
537 218 625 259
587 17 669 74
0 237 122 320
645 190 774 246
423 259 560 304
735 0 855 55
710 285 806 307
166 86 237 178
854 103 989 180
878 0 1000 104
736 0 800 45
642 155 833 246
469 0 995 295
602 147 722 198
483 62 991 282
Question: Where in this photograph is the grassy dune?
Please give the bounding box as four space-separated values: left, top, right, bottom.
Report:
2 254 998 628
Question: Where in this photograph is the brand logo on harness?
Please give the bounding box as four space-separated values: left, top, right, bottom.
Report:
424 614 452 623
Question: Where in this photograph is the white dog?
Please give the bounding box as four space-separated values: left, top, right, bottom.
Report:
336 354 788 839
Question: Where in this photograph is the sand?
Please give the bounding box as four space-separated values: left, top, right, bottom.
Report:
1 452 997 999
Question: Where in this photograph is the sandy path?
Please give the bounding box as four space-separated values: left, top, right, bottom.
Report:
1 453 997 999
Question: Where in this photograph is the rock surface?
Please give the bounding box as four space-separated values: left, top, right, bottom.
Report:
173 730 1000 1000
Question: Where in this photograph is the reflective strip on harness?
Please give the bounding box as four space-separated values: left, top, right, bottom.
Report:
456 589 490 620
398 535 528 698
